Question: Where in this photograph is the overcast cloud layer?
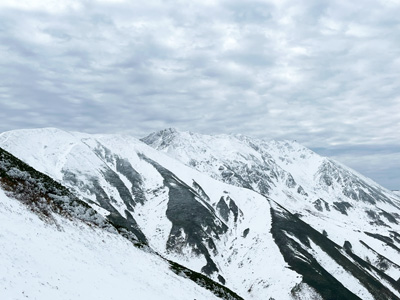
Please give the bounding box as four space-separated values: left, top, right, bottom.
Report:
0 0 399 189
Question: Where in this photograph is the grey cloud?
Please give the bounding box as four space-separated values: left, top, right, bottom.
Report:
0 0 399 189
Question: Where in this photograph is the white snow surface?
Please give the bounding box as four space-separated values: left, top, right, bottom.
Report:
0 189 220 300
0 128 303 300
2 127 400 300
308 240 374 300
143 129 400 281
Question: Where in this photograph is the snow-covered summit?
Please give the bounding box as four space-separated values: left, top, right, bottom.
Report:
142 128 399 206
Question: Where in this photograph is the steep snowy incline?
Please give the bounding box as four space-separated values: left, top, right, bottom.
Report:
0 146 236 300
142 128 400 290
0 188 223 300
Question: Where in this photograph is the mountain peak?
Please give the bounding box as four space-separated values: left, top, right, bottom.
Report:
161 127 179 134
140 128 181 150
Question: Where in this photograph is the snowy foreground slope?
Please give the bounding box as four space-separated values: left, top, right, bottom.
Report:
1 128 400 300
0 147 237 300
0 189 220 300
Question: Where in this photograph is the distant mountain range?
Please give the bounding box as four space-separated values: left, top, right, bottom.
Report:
1 127 399 300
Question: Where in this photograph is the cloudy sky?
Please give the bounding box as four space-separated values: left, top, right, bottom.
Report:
0 0 399 189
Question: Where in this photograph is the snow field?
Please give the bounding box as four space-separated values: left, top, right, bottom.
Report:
0 189 219 300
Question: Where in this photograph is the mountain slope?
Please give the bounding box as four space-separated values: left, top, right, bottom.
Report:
0 188 231 300
2 128 400 299
0 147 235 300
0 128 302 299
142 128 400 297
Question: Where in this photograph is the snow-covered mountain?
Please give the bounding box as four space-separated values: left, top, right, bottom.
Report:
0 146 234 300
1 127 400 300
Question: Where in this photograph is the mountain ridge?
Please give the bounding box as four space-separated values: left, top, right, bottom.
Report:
0 146 240 299
1 127 400 299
